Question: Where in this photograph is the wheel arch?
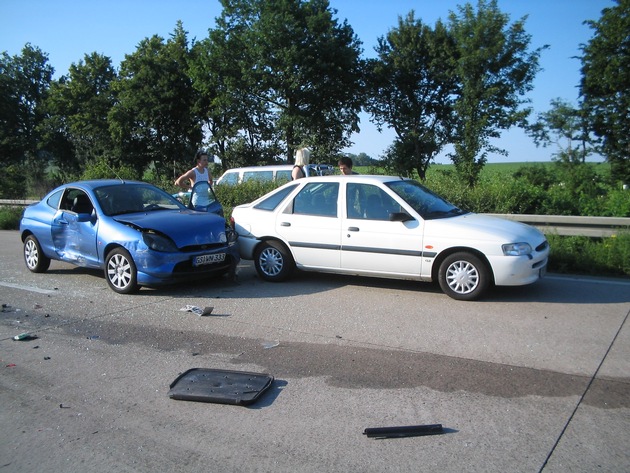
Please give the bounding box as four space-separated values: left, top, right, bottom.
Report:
431 247 495 284
253 236 293 259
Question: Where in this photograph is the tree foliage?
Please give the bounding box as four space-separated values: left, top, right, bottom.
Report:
109 22 203 178
365 12 457 180
528 98 593 164
41 52 117 178
212 0 363 162
448 0 546 186
580 0 630 184
0 44 53 167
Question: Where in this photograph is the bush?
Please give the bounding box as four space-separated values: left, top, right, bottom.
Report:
214 180 280 217
0 206 24 230
546 232 630 277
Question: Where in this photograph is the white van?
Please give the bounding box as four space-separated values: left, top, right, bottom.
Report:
215 164 334 185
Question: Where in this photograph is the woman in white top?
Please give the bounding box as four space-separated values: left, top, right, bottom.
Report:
175 150 213 211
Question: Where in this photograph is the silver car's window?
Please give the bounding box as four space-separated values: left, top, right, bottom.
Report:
386 179 466 219
254 184 298 211
292 182 339 217
346 183 401 220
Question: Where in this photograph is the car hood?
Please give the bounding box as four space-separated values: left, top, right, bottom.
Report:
426 213 546 243
114 210 226 246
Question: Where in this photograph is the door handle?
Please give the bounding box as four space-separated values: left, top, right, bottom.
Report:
280 222 291 227
347 227 359 232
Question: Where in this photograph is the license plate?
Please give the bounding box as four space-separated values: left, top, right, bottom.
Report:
194 253 225 267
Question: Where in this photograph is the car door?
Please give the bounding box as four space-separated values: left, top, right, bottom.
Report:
341 182 425 276
275 182 341 269
51 188 100 267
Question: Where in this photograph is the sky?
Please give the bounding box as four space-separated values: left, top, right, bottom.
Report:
0 0 615 163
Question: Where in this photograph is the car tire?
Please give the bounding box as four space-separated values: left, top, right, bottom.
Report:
105 248 139 294
438 252 490 301
23 235 51 273
254 241 295 282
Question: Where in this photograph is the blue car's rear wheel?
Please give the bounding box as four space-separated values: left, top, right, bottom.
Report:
105 248 138 294
23 235 50 273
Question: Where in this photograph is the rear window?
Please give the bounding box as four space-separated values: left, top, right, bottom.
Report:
254 184 298 211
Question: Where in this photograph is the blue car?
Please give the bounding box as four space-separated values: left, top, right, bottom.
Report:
20 180 239 294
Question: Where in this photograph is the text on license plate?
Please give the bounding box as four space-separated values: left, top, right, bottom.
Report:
194 253 225 266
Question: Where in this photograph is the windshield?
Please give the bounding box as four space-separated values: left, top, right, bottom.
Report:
386 179 468 219
95 184 185 216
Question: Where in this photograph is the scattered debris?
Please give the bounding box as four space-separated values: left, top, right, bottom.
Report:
44 357 51 360
363 423 444 439
179 305 215 316
13 333 38 341
262 340 279 349
168 368 274 406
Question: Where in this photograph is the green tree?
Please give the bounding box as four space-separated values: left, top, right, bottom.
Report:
448 0 546 186
109 22 203 178
580 0 630 184
528 98 593 164
212 0 363 162
0 44 54 196
366 12 457 180
41 52 117 178
191 34 282 170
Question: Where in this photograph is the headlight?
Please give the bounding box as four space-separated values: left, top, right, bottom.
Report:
502 242 532 256
143 232 178 252
223 227 238 245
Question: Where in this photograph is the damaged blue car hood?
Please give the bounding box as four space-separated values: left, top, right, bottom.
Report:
114 210 226 247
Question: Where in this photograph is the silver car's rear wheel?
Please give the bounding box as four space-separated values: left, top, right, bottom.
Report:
105 248 138 294
24 235 50 273
254 241 294 282
438 252 490 301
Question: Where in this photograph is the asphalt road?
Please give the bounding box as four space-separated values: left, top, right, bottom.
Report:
1 229 629 472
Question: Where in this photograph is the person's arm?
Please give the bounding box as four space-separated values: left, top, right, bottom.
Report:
175 169 194 188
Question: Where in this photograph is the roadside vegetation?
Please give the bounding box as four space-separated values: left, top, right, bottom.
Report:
3 161 628 277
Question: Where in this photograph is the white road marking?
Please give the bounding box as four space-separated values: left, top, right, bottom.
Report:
0 281 57 294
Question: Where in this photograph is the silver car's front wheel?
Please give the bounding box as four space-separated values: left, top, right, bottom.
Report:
254 241 294 282
438 252 490 301
105 248 138 294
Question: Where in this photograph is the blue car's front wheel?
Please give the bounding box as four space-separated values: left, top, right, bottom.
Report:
23 235 50 273
105 248 138 294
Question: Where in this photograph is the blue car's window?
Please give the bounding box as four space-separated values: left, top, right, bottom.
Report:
46 190 63 210
95 184 185 216
255 184 298 211
386 179 467 219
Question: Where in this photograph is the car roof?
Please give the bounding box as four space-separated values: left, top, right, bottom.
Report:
295 175 410 184
219 165 294 173
63 179 151 190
